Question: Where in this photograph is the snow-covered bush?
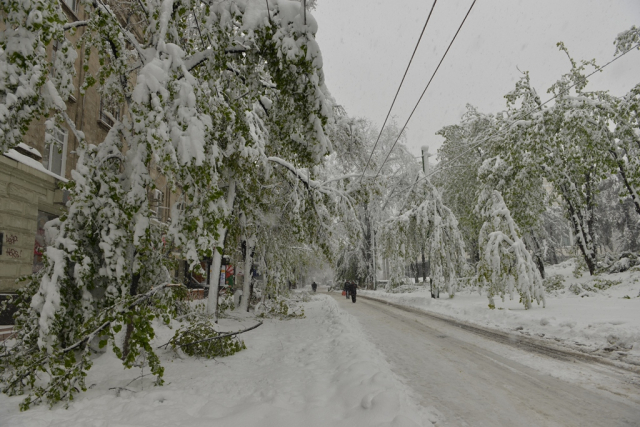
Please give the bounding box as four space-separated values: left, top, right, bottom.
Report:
388 283 425 294
543 274 565 292
569 283 582 295
455 275 477 291
610 258 631 273
609 254 639 273
572 257 588 278
589 278 622 291
566 278 621 295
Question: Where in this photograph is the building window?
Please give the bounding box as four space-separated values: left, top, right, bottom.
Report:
42 126 68 177
150 189 165 220
99 96 120 128
62 0 77 13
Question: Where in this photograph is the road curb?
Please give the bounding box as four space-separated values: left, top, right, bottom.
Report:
358 294 640 375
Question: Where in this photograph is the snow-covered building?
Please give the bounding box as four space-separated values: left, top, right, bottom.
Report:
0 1 173 294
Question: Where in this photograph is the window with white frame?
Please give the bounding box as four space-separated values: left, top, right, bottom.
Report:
42 127 68 177
150 189 164 219
62 0 77 13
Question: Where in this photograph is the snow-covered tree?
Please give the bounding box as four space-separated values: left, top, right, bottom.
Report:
593 177 640 256
198 0 335 318
610 79 640 217
317 114 399 288
1 0 334 409
476 188 545 309
380 178 467 295
501 45 615 275
434 106 494 263
539 203 572 265
475 149 549 277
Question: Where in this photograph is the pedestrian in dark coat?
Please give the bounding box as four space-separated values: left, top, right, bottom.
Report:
350 281 357 303
344 281 350 299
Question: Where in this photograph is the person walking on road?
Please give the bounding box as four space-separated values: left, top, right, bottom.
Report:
350 281 357 303
344 281 350 299
311 281 317 292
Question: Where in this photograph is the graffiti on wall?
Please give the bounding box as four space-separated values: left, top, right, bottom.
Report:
7 248 22 259
3 233 21 258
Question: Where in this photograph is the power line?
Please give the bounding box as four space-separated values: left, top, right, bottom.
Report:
358 0 439 183
373 0 477 180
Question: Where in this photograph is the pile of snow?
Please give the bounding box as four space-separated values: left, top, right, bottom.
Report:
1 295 435 426
361 261 640 366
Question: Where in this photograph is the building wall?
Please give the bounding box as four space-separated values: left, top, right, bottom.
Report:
22 3 111 180
0 156 66 292
1 4 102 293
0 3 180 296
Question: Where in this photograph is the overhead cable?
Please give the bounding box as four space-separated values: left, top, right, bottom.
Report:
373 0 478 180
358 0 439 183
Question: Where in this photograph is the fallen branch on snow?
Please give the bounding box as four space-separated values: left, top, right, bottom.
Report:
158 321 263 350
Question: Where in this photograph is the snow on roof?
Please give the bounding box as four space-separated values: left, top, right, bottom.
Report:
3 149 68 182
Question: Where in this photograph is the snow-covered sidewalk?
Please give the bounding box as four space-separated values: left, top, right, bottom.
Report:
360 262 640 367
1 294 435 426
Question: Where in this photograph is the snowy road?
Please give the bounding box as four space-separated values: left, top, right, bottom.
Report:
330 293 640 427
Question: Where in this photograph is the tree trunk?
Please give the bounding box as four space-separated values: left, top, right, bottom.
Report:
549 243 558 265
524 232 545 279
559 182 597 276
206 180 236 319
239 236 256 313
206 234 226 320
122 271 140 360
567 202 597 275
613 153 640 217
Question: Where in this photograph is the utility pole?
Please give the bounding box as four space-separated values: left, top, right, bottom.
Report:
421 146 432 175
303 0 306 25
421 146 436 298
372 225 377 290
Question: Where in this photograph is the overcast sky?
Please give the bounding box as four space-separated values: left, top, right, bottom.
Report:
312 0 640 160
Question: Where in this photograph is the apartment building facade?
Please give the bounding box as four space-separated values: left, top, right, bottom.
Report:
0 1 174 293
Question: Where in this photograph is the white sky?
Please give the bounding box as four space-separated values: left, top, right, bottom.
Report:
312 0 640 159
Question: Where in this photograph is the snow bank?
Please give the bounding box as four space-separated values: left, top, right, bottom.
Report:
1 295 434 426
360 264 640 367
